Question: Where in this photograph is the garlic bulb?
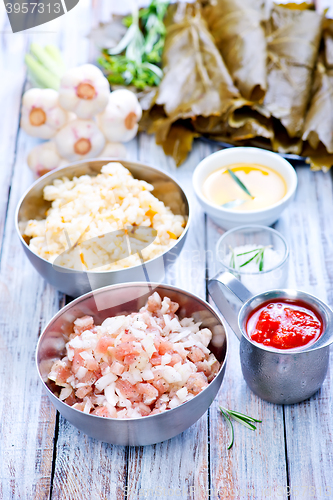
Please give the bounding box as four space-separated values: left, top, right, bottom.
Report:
59 64 110 119
99 142 127 159
27 141 65 177
21 88 68 139
97 89 142 143
55 119 105 161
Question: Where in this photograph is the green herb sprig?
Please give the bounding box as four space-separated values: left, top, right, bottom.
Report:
229 245 235 269
98 0 169 90
229 246 271 272
219 406 262 449
227 169 253 199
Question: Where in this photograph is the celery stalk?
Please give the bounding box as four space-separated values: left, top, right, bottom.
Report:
44 45 66 72
25 54 60 90
30 43 65 79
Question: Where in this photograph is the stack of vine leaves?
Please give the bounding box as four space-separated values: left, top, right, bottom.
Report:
101 1 333 169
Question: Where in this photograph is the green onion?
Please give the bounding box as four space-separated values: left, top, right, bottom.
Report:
25 43 66 90
25 53 61 90
30 43 65 79
99 0 169 90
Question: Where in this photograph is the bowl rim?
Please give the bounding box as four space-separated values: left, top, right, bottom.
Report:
15 157 191 274
35 281 229 422
192 147 298 215
215 224 289 275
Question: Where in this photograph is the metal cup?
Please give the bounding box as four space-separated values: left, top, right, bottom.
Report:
208 271 333 404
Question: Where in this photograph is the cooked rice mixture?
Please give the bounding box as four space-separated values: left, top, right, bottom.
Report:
48 292 220 419
24 162 185 271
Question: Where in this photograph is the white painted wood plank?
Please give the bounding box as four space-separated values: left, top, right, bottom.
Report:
0 2 128 499
0 32 28 248
277 167 333 500
206 213 288 500
0 16 68 499
44 3 128 499
0 129 63 500
125 136 211 500
51 419 127 500
127 414 209 500
138 133 208 298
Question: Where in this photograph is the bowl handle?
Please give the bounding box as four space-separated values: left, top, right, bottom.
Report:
208 271 253 341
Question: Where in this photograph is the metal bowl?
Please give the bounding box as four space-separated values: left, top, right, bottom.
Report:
36 283 228 446
16 159 190 297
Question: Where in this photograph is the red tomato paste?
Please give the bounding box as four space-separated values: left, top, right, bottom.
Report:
246 300 323 349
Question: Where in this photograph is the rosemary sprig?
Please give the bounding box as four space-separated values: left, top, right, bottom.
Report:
227 169 253 198
219 407 234 449
219 406 262 449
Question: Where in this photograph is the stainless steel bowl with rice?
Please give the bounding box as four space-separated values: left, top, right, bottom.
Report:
16 159 190 297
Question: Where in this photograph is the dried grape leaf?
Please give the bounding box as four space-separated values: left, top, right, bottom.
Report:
193 107 273 142
155 3 241 120
229 108 274 139
302 62 333 153
201 0 267 101
275 2 314 10
156 123 199 166
323 19 333 68
303 143 333 171
139 3 244 165
264 5 323 137
271 119 303 154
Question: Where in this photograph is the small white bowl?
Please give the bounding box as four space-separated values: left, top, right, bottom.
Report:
193 147 297 229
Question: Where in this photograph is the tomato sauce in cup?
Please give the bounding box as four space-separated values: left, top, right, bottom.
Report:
246 299 323 349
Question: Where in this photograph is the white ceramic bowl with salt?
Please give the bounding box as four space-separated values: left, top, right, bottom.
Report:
193 147 297 229
216 225 289 296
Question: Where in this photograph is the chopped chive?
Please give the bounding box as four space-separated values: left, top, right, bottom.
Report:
227 169 253 198
229 246 235 269
236 248 264 256
231 245 272 272
259 250 264 271
239 252 260 267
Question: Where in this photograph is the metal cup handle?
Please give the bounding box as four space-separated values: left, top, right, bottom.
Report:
208 271 253 341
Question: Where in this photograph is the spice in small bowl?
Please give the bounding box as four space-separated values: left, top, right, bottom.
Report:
216 225 289 296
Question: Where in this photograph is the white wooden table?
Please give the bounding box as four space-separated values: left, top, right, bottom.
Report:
1 1 333 499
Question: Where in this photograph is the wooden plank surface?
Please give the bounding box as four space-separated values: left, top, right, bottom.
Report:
126 137 210 500
34 2 129 500
278 168 333 500
0 14 28 253
206 214 288 500
0 9 63 500
0 126 62 499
